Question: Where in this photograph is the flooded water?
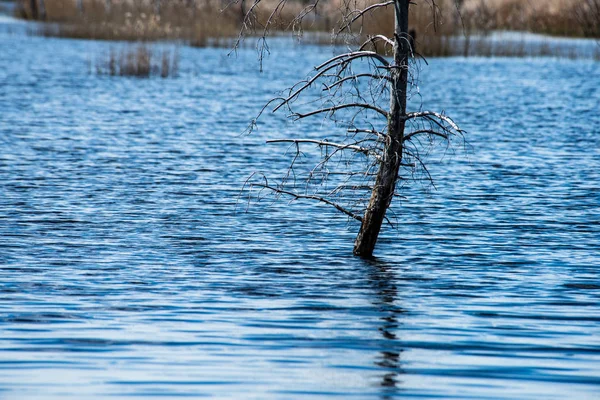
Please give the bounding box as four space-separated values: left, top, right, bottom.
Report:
1 16 599 400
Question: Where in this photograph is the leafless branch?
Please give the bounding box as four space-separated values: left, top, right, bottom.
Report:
323 73 391 92
253 183 363 221
267 138 382 159
359 35 395 51
404 129 449 141
348 128 387 139
292 103 389 119
272 52 388 113
328 184 374 196
287 0 322 32
338 1 395 34
315 51 389 71
405 111 462 132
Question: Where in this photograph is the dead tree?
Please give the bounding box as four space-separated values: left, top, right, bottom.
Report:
240 0 463 257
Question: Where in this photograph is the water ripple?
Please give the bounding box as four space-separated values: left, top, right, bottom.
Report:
1 17 599 400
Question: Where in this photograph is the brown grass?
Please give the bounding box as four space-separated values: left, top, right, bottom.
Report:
340 0 599 40
356 0 600 57
460 0 600 38
15 0 327 44
95 44 179 78
15 0 600 58
16 0 241 44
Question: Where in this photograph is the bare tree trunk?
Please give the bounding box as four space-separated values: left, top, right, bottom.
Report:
353 0 410 257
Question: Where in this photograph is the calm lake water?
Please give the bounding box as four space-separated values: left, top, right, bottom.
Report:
1 15 600 400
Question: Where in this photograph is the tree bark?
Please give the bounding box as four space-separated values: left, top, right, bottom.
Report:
353 0 410 257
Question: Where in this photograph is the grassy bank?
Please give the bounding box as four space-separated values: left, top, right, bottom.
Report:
356 0 599 57
14 0 324 45
16 0 241 44
359 0 600 40
15 0 600 59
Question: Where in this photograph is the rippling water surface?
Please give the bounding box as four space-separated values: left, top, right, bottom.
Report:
1 17 599 400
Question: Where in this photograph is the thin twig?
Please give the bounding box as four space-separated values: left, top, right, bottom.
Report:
254 183 363 221
292 103 389 119
405 111 462 132
338 1 395 34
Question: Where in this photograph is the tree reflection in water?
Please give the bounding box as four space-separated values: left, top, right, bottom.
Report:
366 259 405 399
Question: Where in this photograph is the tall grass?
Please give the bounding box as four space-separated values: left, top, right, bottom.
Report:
95 44 179 78
459 0 600 38
16 0 241 44
357 0 600 58
15 0 327 44
15 0 600 58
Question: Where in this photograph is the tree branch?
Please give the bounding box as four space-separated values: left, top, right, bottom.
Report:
267 138 381 159
292 103 389 119
272 52 388 113
253 183 363 221
405 111 462 132
322 73 390 91
338 1 395 34
347 129 387 144
404 129 449 141
359 34 395 51
315 51 389 71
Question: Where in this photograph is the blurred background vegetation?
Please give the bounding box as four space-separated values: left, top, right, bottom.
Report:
8 0 599 70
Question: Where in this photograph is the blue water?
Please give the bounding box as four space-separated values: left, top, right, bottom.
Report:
1 16 600 399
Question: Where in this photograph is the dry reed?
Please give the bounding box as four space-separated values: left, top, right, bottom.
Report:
15 0 327 44
356 0 600 58
95 44 179 78
17 0 241 44
15 0 600 58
